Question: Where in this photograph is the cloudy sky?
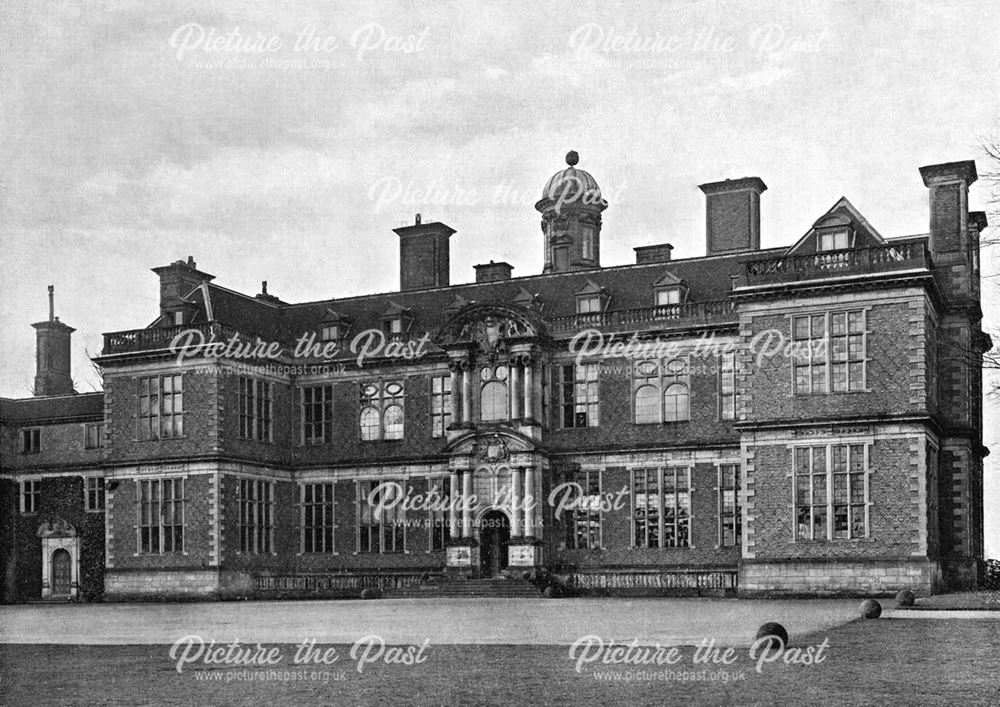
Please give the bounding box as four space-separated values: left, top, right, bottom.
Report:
2 2 999 550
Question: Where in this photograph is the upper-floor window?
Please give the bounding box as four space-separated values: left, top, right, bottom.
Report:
429 477 451 551
85 476 105 512
655 286 684 306
430 375 452 438
301 482 335 554
718 464 740 546
632 467 691 548
576 295 602 314
565 470 602 550
137 478 184 554
302 384 333 445
137 375 183 440
321 325 339 341
360 380 404 440
581 226 595 260
238 479 274 554
792 311 867 395
818 230 849 252
633 358 690 424
480 365 509 422
794 444 869 541
719 352 736 420
85 422 105 449
20 479 39 514
20 428 40 454
238 378 273 442
560 363 599 428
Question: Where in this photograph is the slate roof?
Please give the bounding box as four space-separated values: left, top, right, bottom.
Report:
0 392 104 423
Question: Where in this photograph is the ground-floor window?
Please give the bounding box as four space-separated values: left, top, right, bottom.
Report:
85 476 105 512
794 443 869 540
565 470 602 549
717 464 740 546
19 479 39 514
632 467 691 548
357 480 405 553
428 477 450 551
239 479 274 554
137 478 184 554
301 482 335 553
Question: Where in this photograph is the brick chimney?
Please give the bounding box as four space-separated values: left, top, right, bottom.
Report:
919 161 978 258
393 214 455 290
698 177 767 255
474 260 514 282
151 256 215 321
634 243 674 264
32 285 75 396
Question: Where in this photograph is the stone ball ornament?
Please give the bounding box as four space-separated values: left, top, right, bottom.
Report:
755 622 789 648
895 589 915 607
860 599 882 619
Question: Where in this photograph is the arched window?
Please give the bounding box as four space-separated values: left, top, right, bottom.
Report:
663 383 689 422
360 406 380 441
383 405 404 440
480 365 509 422
634 385 660 424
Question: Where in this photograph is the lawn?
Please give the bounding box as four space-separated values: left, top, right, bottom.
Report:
1 619 998 706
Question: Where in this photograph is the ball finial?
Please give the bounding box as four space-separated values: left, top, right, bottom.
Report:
565 150 579 166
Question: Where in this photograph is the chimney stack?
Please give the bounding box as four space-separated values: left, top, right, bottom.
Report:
151 257 215 319
919 160 978 258
698 177 767 255
474 260 514 283
32 285 75 396
634 243 674 264
393 215 455 290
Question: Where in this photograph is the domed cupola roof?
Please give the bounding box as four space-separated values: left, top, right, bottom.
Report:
537 151 607 211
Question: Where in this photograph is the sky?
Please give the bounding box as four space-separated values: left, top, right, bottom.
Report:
1 0 998 555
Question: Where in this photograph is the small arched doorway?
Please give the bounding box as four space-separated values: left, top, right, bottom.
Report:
479 510 510 577
51 549 72 597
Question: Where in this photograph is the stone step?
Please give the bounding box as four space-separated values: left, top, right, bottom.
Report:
385 578 542 599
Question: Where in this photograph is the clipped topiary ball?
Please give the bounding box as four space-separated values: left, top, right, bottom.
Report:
860 599 882 619
895 589 915 608
755 622 788 649
521 571 532 581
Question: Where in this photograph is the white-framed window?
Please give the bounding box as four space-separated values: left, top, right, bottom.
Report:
20 428 40 454
632 467 691 548
794 443 869 541
655 286 684 306
85 476 105 512
565 470 602 550
238 378 273 442
560 363 599 428
84 422 105 449
818 230 849 252
357 480 405 553
429 477 450 551
137 478 184 554
238 479 274 554
19 479 39 514
717 464 740 546
576 295 602 314
479 365 509 422
300 482 335 554
719 352 736 420
302 384 333 445
360 380 404 440
792 310 867 394
633 358 690 424
385 317 403 335
321 324 339 341
430 375 452 438
137 374 183 440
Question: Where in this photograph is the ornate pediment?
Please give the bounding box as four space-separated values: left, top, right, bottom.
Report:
445 430 534 458
436 302 544 351
37 518 76 538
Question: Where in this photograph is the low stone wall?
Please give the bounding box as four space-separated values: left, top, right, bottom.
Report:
738 559 942 597
104 569 221 600
565 569 738 597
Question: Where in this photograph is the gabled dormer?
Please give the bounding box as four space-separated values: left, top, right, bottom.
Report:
575 279 608 314
653 270 688 306
444 293 470 316
319 308 352 341
786 197 886 256
511 287 542 311
380 301 413 336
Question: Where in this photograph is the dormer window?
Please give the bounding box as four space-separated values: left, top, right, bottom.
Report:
575 279 608 315
380 302 412 337
656 287 684 306
818 230 849 252
388 318 403 335
321 324 339 341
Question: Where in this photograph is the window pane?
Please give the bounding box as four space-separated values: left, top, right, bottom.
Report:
383 405 404 439
634 385 659 423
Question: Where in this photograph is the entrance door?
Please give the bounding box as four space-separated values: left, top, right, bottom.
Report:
51 549 71 596
479 510 510 577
